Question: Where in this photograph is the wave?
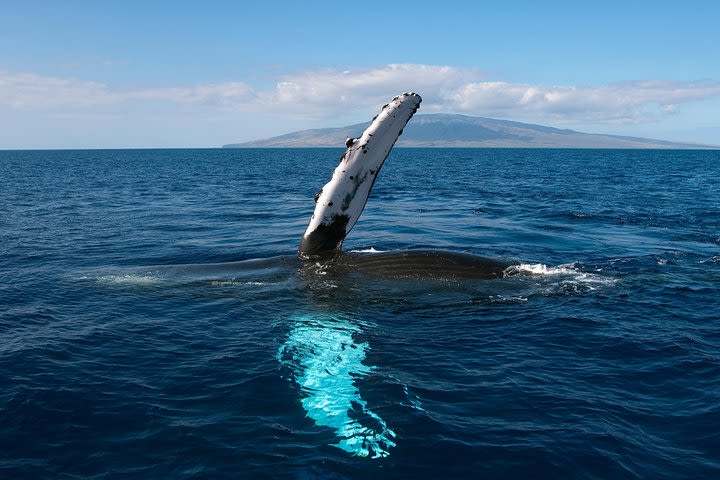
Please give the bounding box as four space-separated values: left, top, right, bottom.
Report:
348 247 385 253
93 273 161 286
505 262 617 293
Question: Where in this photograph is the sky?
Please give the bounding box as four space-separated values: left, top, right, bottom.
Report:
1 0 719 148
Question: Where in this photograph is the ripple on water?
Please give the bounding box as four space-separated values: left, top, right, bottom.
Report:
1 148 719 478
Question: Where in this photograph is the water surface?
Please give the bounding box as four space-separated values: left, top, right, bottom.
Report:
1 148 719 478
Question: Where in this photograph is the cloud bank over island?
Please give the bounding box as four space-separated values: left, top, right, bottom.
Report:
2 64 720 148
3 64 720 127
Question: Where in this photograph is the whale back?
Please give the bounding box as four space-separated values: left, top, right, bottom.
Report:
341 250 511 280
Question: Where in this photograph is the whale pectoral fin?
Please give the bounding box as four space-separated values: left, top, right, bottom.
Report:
299 93 422 255
299 214 350 254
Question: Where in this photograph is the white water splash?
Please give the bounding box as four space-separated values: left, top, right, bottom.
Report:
95 273 160 285
702 256 720 265
348 247 384 254
210 280 269 286
278 313 396 458
505 263 617 292
489 295 529 303
506 263 579 276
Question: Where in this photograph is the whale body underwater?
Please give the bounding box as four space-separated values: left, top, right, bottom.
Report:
298 92 513 280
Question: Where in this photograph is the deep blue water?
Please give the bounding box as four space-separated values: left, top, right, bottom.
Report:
1 148 719 479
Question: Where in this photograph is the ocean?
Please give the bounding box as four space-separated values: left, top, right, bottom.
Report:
1 148 719 479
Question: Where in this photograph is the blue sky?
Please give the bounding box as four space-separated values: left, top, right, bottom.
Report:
1 0 719 148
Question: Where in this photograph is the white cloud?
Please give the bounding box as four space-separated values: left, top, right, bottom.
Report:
261 64 477 114
130 82 255 106
0 70 255 109
1 65 719 125
0 71 118 109
445 80 720 124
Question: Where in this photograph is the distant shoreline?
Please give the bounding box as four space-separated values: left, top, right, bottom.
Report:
2 146 719 152
223 113 719 150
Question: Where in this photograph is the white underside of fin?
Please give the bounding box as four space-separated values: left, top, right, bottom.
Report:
299 92 421 254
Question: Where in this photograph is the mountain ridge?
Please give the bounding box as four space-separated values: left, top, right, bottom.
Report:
223 114 717 149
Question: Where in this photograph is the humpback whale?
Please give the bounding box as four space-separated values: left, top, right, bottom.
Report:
281 94 513 458
299 92 512 280
88 96 521 459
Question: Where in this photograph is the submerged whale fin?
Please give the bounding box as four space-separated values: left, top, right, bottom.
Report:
278 313 397 458
299 93 421 255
